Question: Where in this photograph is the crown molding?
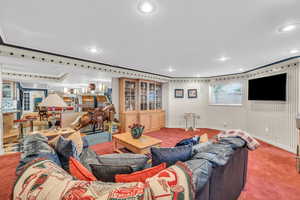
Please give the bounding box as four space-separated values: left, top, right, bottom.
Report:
2 70 68 82
0 42 299 82
0 43 171 81
171 58 299 83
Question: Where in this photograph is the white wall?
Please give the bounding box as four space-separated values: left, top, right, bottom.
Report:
166 59 300 153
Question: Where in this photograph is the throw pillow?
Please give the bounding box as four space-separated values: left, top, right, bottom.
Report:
82 136 90 149
55 136 79 171
79 148 100 172
67 131 83 155
175 135 200 147
115 163 166 183
97 153 149 172
90 164 133 182
69 157 97 181
200 133 209 143
151 145 192 167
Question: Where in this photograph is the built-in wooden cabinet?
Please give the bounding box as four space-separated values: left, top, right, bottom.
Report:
81 95 110 112
81 95 95 112
119 78 165 133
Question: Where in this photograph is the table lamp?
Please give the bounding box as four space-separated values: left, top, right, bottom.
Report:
39 93 67 129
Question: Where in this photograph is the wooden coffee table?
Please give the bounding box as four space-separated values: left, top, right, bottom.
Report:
113 132 162 154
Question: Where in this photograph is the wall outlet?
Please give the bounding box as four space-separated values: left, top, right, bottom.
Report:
223 122 227 128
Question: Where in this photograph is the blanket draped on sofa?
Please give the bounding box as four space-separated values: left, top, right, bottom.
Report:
13 159 194 200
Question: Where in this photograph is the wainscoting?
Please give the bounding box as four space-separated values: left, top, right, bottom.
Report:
165 58 300 153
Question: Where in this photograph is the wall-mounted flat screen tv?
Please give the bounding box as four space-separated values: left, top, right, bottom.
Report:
248 73 287 101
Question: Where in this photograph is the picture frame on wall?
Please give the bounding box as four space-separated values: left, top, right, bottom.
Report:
188 89 197 98
174 89 184 98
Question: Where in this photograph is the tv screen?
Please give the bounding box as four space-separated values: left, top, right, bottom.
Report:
248 73 287 101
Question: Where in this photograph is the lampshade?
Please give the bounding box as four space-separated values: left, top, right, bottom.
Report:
39 93 67 108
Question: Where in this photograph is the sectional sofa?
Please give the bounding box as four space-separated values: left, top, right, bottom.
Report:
13 133 248 200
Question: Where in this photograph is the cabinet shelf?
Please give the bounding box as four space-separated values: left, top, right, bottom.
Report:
119 78 165 133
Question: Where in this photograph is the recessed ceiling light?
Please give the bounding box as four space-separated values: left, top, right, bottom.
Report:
218 56 230 62
196 74 201 77
290 49 299 54
89 47 98 53
168 67 175 72
87 47 101 54
278 24 297 33
138 0 155 14
239 68 244 72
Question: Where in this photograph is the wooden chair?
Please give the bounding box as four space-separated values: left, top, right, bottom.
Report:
38 106 48 121
13 119 28 139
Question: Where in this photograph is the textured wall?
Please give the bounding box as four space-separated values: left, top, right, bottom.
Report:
166 59 300 153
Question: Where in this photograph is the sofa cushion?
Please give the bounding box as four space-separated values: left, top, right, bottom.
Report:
79 148 100 172
192 143 235 166
21 134 50 158
17 134 61 173
175 135 200 147
184 159 213 192
69 157 97 181
115 163 166 183
97 153 148 172
90 164 133 182
55 136 79 171
151 145 192 167
67 131 83 155
192 141 213 156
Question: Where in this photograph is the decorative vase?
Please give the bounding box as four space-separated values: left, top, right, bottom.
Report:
129 124 144 139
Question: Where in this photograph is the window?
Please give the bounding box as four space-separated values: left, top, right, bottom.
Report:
209 82 243 105
23 92 30 111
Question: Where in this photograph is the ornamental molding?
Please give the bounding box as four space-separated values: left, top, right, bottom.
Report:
0 45 170 82
2 70 68 82
0 44 299 83
171 58 300 83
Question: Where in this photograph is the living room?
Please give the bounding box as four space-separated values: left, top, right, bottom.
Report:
0 1 300 200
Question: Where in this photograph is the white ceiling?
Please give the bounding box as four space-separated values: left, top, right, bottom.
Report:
0 0 300 77
0 56 112 87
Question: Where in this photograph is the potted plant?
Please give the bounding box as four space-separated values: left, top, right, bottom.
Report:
129 123 145 139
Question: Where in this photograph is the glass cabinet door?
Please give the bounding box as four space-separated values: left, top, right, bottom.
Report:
155 84 162 109
3 83 12 99
140 82 148 110
149 83 156 110
125 80 136 111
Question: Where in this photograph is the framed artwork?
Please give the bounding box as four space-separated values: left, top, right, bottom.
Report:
188 89 197 98
174 89 184 98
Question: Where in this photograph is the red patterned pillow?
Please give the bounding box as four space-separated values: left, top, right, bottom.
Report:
69 157 97 181
115 163 166 183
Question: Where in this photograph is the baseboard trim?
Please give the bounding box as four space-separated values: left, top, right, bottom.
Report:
252 135 295 154
165 125 295 153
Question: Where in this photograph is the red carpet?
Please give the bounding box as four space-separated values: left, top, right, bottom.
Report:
1 128 300 200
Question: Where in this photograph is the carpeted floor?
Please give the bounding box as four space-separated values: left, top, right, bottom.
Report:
1 128 300 200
